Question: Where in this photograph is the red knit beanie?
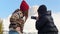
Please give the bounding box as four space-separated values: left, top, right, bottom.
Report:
20 0 29 11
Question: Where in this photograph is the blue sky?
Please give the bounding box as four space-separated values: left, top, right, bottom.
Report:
0 0 60 18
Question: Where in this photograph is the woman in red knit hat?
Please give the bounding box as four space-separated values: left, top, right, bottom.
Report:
20 0 29 22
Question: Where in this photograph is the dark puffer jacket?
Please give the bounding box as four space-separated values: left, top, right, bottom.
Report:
36 5 58 34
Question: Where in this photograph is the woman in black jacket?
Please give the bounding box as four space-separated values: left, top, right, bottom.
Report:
36 5 58 34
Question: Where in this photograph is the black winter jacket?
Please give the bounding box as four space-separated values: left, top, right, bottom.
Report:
36 11 58 33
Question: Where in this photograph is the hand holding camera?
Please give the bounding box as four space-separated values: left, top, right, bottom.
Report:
31 16 38 20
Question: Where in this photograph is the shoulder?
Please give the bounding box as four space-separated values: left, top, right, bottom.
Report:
44 15 53 22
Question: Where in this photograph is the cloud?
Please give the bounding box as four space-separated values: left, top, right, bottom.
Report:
28 6 39 17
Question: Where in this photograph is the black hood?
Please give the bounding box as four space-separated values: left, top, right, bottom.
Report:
38 5 47 15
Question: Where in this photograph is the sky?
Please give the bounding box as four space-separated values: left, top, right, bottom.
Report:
0 0 60 18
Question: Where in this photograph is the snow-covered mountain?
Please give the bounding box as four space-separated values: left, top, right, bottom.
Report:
3 6 60 34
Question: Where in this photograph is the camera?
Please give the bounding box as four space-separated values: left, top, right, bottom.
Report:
31 16 36 20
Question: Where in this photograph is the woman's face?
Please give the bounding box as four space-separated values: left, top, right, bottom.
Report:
17 11 24 18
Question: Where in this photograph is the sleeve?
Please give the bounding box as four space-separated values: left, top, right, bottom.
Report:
36 16 48 30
